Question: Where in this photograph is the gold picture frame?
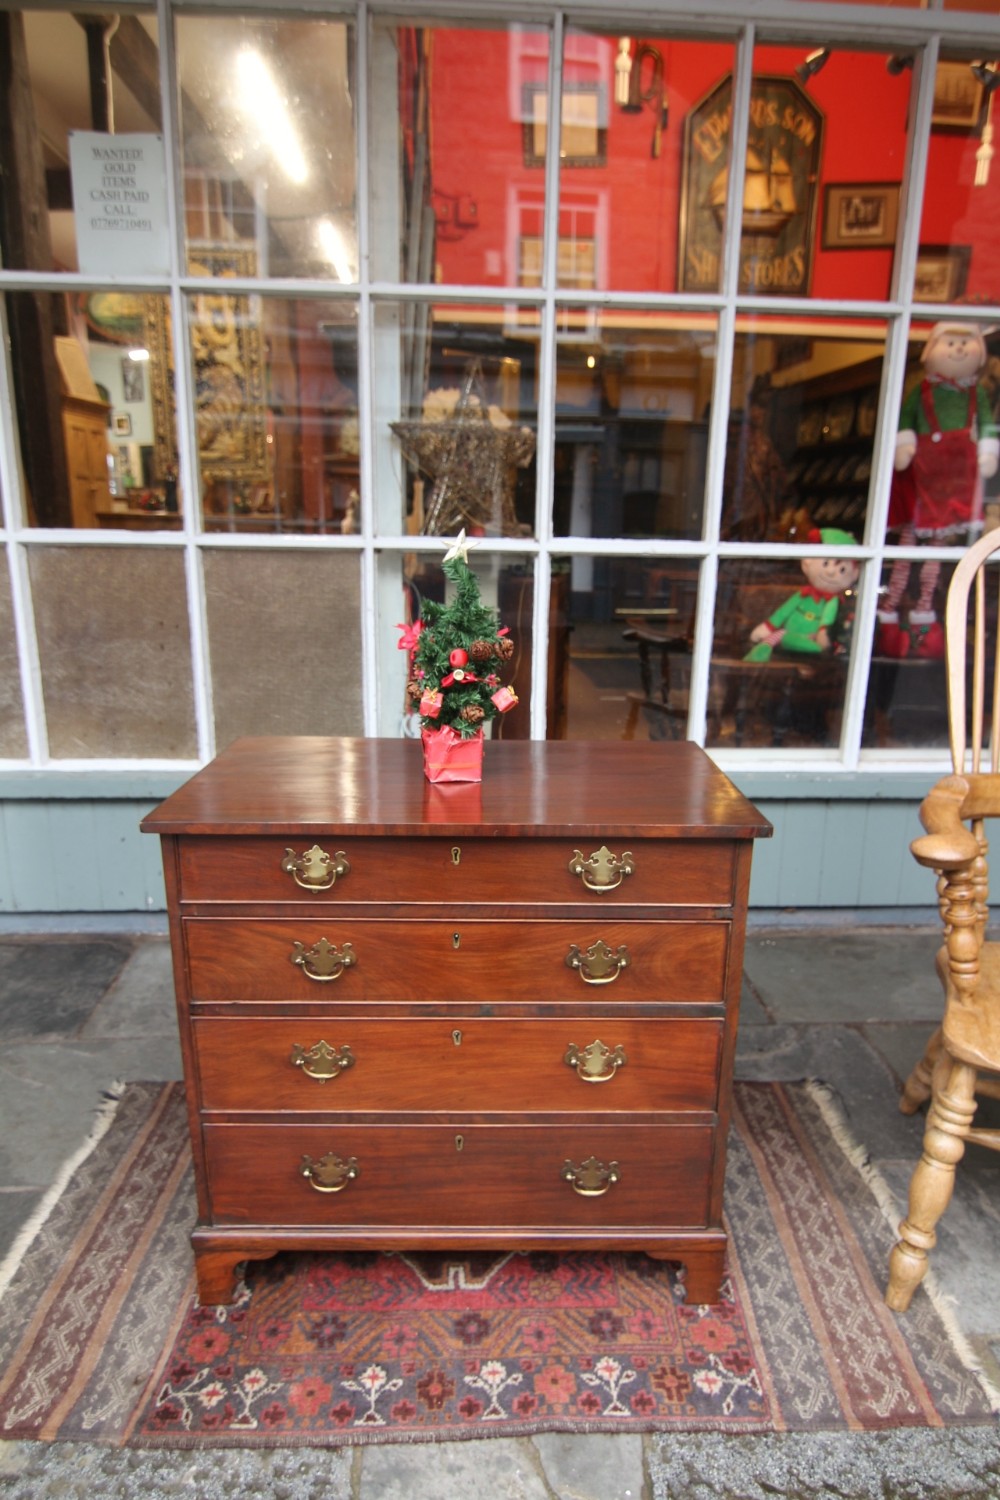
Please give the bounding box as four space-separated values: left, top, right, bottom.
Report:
146 245 269 484
822 183 900 250
522 83 607 168
914 244 972 304
932 61 984 130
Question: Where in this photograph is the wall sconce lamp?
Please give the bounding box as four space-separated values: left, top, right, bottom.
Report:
615 38 632 106
971 60 1000 93
795 47 830 85
615 38 668 156
972 63 1000 186
886 54 914 76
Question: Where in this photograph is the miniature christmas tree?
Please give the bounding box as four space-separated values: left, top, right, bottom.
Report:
398 531 517 779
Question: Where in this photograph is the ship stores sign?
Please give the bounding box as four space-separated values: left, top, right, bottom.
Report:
680 75 823 295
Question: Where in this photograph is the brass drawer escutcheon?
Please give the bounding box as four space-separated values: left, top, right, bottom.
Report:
562 1156 620 1197
290 937 357 982
565 939 630 985
564 1039 627 1082
301 1151 359 1193
568 845 634 893
281 845 350 891
289 1039 355 1081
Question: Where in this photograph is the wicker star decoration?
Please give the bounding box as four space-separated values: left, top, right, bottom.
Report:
391 372 535 537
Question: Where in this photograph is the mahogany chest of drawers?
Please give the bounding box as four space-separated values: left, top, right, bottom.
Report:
142 736 770 1305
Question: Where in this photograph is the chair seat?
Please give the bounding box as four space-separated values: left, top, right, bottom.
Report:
942 940 1000 1071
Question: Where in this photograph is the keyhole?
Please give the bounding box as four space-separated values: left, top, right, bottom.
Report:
452 1029 463 1046
452 932 461 949
455 1134 464 1152
451 846 461 865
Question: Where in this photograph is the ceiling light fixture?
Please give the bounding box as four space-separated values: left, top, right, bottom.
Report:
615 38 632 107
235 48 309 185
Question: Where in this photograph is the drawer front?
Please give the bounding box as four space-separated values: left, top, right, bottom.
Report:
184 918 730 1004
203 1122 714 1229
193 1014 723 1113
176 835 736 909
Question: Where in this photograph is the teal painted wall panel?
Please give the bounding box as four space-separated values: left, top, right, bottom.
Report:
0 794 941 916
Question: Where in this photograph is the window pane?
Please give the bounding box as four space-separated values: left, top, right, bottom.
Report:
176 15 356 281
6 291 181 531
734 45 912 301
0 9 162 274
913 58 1000 306
375 301 539 538
203 550 363 749
707 556 862 749
554 555 699 741
560 32 735 294
864 559 960 749
722 318 887 543
374 22 550 286
0 559 28 758
554 310 715 541
184 295 358 533
387 551 535 739
29 546 196 758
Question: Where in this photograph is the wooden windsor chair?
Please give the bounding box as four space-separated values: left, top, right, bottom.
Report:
886 525 1000 1312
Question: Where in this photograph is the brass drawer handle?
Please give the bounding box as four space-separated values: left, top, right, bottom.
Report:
301 1151 359 1193
568 845 634 893
562 1156 620 1197
564 1039 627 1082
290 1040 355 1081
565 940 630 985
281 845 350 891
291 938 357 982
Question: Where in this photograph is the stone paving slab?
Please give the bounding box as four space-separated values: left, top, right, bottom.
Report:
744 930 943 1025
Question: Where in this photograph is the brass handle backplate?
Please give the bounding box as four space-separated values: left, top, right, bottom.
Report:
566 940 630 985
568 845 634 893
281 845 350 891
301 1151 359 1193
291 937 357 982
290 1039 355 1081
562 1156 620 1197
564 1039 627 1082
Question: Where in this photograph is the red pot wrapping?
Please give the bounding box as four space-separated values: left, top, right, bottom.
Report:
421 725 484 783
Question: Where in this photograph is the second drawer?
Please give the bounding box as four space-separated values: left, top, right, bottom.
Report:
193 1014 724 1113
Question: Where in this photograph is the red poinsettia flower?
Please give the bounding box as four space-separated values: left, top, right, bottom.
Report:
396 620 423 654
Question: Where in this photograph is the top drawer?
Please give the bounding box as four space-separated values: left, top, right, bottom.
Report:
174 835 737 909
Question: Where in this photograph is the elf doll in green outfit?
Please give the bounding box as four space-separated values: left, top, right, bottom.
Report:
878 321 999 659
745 528 860 661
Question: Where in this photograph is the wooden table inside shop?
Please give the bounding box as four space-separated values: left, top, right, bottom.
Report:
142 736 771 1305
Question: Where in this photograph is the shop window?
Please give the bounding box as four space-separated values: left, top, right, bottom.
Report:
28 546 196 759
203 551 364 748
707 555 861 750
552 311 715 543
176 14 357 282
372 301 539 539
721 318 888 544
914 56 1000 307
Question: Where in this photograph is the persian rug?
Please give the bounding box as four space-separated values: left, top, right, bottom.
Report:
0 1080 995 1449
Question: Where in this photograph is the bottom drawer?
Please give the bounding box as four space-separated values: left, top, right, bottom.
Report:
203 1122 714 1229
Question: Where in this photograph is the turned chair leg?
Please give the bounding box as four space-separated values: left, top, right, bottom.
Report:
899 1026 943 1115
886 1056 978 1312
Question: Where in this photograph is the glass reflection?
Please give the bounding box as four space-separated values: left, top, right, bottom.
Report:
915 57 999 306
177 15 356 281
722 320 887 544
863 559 967 750
554 555 699 741
374 302 539 538
554 312 716 541
707 556 860 749
6 292 180 530
186 296 358 533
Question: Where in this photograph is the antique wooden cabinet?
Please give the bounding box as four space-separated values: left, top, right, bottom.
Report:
142 736 770 1304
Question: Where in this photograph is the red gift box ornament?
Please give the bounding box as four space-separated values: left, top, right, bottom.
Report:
419 688 444 720
491 685 518 713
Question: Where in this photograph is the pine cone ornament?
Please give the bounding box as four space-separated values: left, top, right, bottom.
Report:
470 639 494 662
459 704 486 725
495 636 514 661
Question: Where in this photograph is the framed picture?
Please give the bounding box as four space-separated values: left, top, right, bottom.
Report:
522 82 607 168
822 183 901 250
121 356 145 404
914 244 972 304
932 61 984 130
113 413 132 436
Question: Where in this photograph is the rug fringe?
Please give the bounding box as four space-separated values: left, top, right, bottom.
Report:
803 1077 1000 1415
0 1079 128 1301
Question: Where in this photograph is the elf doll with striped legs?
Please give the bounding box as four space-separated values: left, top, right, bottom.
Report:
877 321 998 659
